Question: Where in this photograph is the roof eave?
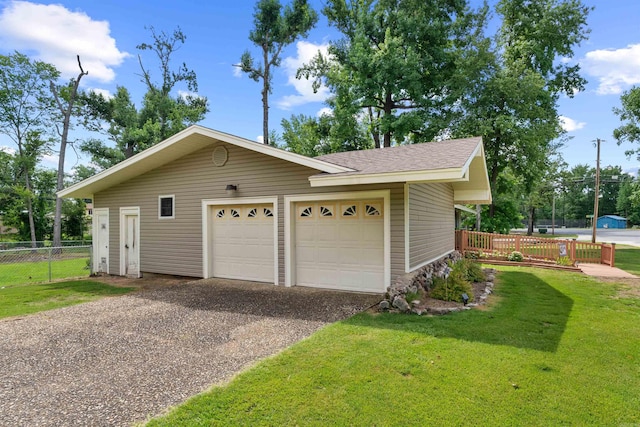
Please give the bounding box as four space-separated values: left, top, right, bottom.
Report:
59 125 355 199
308 167 466 187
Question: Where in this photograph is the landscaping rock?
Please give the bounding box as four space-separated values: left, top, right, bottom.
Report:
379 300 390 310
392 296 410 312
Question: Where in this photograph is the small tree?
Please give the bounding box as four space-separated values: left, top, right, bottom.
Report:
0 52 58 247
81 27 208 169
238 0 318 145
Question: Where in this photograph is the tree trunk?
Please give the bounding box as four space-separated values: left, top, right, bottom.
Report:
383 92 393 147
25 175 37 248
368 107 380 148
262 47 269 145
527 206 535 236
52 56 87 249
16 140 37 248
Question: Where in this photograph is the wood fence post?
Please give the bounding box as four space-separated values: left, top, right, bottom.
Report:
609 243 615 267
461 230 467 252
515 235 520 252
570 239 577 262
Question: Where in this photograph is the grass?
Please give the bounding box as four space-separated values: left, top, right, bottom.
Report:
0 280 135 319
0 257 89 286
147 267 640 426
615 245 640 276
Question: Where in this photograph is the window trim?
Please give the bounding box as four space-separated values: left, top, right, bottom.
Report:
158 195 175 219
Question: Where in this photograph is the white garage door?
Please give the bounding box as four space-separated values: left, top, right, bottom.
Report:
295 200 384 293
212 204 275 283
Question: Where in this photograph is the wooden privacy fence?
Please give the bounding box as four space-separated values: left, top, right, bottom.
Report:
455 230 616 266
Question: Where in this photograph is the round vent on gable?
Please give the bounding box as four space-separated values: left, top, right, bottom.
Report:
212 146 228 167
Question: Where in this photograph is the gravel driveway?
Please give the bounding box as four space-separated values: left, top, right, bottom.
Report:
0 279 380 426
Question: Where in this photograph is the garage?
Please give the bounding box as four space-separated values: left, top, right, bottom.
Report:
211 204 275 283
294 199 384 293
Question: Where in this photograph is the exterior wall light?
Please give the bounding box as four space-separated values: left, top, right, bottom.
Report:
225 184 238 195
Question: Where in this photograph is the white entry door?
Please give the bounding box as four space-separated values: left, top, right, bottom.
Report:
212 204 275 283
120 207 140 278
294 200 384 293
93 208 109 274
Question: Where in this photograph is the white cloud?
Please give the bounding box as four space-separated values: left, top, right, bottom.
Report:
41 153 59 167
232 65 243 78
177 90 205 101
90 88 112 99
0 1 129 83
0 145 16 155
277 41 331 109
582 44 640 95
559 115 586 132
316 107 333 117
256 135 264 144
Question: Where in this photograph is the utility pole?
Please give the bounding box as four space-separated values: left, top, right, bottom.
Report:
592 138 602 243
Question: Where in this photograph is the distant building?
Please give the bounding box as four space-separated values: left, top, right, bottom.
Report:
596 215 627 229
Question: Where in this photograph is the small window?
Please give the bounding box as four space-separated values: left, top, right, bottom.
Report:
365 204 381 216
248 208 258 218
230 209 240 218
263 208 274 217
216 209 225 218
299 206 313 218
320 206 333 217
342 204 357 217
159 195 175 219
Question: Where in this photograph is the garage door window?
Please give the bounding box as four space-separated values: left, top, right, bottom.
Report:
264 207 274 217
230 209 240 218
365 203 382 216
320 205 334 217
298 206 313 218
341 204 358 218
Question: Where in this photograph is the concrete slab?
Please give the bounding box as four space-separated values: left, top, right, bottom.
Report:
578 263 638 278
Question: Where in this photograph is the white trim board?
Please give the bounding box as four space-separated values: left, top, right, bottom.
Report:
201 196 279 285
284 190 391 293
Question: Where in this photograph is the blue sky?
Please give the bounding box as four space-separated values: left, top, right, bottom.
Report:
0 0 639 176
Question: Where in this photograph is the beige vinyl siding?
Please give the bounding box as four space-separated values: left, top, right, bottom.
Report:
95 142 405 282
408 183 455 270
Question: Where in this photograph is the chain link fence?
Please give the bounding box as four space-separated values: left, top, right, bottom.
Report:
0 240 91 250
0 245 92 286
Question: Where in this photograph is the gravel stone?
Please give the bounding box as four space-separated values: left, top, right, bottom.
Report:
0 278 380 427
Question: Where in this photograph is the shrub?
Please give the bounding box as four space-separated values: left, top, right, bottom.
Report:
556 256 575 266
405 290 421 304
459 259 486 283
507 251 524 262
430 265 474 303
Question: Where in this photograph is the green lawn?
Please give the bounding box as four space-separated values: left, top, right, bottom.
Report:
615 245 640 276
0 280 135 319
0 257 89 286
148 267 640 426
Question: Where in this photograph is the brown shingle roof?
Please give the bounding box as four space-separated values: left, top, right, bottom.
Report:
315 137 482 176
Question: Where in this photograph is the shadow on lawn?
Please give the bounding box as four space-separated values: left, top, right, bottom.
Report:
347 271 574 353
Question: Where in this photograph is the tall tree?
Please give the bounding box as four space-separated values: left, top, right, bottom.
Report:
238 0 318 146
281 111 371 156
0 52 58 247
81 27 208 169
613 86 640 160
50 55 88 249
299 0 481 147
452 0 591 226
